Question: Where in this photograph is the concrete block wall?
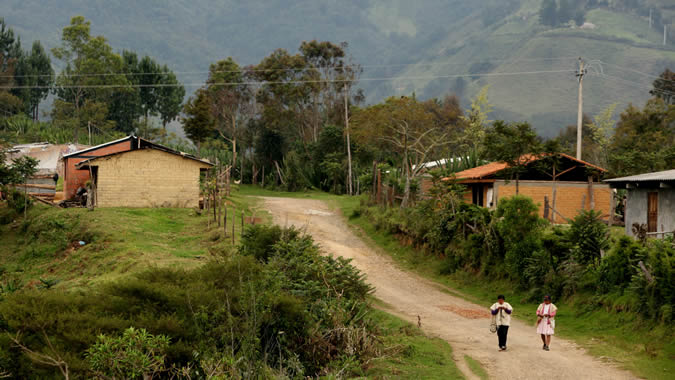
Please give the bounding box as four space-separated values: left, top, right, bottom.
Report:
93 149 209 208
495 180 612 222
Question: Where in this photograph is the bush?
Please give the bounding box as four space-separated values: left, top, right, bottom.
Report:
495 195 546 283
239 224 284 262
569 210 609 266
86 327 171 379
0 227 377 378
596 236 644 293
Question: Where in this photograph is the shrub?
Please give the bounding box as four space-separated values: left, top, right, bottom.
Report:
596 236 644 293
568 210 609 266
0 227 378 378
239 224 284 262
495 195 546 283
86 327 170 379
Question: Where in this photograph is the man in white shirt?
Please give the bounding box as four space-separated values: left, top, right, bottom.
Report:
490 295 513 351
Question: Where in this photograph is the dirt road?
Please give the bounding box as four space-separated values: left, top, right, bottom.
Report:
262 197 637 380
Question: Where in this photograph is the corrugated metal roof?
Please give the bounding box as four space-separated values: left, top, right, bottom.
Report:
605 169 675 182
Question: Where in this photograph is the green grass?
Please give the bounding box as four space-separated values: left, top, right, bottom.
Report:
463 355 489 380
321 195 674 380
0 189 261 289
365 307 464 379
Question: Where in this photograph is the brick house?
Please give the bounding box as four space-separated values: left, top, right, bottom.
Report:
444 153 612 222
62 136 142 200
66 137 213 208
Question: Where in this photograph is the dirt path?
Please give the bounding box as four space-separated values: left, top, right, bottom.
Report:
262 197 637 380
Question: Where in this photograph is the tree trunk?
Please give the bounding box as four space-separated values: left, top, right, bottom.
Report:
515 172 520 195
401 149 411 209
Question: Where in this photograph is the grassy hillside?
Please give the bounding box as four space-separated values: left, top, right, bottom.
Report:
2 0 674 135
0 193 471 378
0 188 261 289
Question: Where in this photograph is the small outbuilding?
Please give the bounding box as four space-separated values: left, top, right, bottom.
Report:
74 139 212 208
605 169 675 238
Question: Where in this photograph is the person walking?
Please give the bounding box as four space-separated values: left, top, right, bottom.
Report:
536 295 557 351
490 295 513 351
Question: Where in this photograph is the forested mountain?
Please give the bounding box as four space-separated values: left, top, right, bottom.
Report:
2 0 675 135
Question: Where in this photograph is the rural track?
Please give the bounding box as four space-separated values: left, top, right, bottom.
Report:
261 197 638 380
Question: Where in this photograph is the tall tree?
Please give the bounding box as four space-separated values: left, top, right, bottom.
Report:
352 96 451 207
650 68 675 105
182 89 215 150
205 57 251 179
539 0 559 27
460 86 493 153
0 53 23 116
51 16 130 139
586 103 618 168
608 98 675 176
157 65 184 129
482 121 541 194
25 41 54 120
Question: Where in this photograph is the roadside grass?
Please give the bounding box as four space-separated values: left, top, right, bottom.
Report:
463 354 489 380
0 191 260 289
318 194 674 380
366 307 465 379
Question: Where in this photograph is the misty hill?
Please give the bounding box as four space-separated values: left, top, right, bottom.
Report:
3 0 675 136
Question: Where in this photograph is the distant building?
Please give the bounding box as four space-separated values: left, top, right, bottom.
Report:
444 153 611 222
605 169 675 238
65 137 213 208
5 142 89 201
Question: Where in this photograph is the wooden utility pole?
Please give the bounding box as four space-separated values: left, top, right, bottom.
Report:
345 82 353 196
576 58 586 160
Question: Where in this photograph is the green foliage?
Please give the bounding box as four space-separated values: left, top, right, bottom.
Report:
239 224 285 262
608 98 675 177
569 210 610 265
86 327 170 380
483 120 541 190
495 195 545 280
181 90 215 149
0 227 376 378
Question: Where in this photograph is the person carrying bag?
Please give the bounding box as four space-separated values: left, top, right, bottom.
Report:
489 295 513 351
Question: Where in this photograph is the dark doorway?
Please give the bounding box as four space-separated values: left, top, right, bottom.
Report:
472 185 484 207
647 192 658 233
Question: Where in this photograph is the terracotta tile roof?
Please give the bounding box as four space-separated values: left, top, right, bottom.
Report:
442 153 605 181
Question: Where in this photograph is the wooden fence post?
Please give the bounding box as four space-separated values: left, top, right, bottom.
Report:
224 205 227 238
544 196 550 221
232 206 236 244
608 192 615 227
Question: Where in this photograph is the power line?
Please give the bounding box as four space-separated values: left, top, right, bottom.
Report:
593 73 675 97
599 61 675 83
1 56 581 79
0 69 576 90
